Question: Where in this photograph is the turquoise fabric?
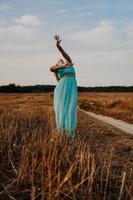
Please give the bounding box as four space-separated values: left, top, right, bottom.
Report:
54 66 78 137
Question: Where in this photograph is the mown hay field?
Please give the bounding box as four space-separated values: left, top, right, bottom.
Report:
0 93 133 200
79 92 133 123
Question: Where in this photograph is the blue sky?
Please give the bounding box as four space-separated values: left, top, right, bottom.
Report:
0 0 133 86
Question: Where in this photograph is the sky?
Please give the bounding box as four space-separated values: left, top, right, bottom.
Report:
0 0 133 86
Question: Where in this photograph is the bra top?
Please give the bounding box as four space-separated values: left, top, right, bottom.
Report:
56 66 76 79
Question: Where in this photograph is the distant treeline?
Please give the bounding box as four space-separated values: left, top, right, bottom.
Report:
0 83 133 93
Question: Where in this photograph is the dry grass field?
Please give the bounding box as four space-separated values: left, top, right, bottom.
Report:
79 92 133 124
0 93 133 200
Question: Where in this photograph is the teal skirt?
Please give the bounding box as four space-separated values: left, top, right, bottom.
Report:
54 67 78 137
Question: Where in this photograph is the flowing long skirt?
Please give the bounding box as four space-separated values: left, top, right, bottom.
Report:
54 77 78 137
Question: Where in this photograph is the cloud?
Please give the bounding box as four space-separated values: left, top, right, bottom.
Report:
0 4 11 11
13 15 44 27
74 7 86 11
79 12 93 17
57 9 67 14
0 23 52 55
79 14 85 17
0 21 57 85
125 22 133 39
87 12 93 16
64 20 123 51
0 19 133 86
61 20 133 86
0 25 37 48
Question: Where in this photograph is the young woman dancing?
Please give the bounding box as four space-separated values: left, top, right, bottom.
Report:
50 35 78 137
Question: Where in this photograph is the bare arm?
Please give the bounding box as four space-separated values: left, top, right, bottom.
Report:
55 35 72 63
56 44 72 63
54 72 60 81
50 35 73 75
50 65 57 72
50 61 66 72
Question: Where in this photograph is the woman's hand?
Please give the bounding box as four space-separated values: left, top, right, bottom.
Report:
54 34 72 63
54 35 61 46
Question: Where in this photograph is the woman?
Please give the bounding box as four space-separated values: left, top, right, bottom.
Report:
50 35 78 137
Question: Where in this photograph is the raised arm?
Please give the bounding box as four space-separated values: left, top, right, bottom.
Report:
54 35 72 63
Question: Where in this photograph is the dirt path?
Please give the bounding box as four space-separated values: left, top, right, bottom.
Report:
79 108 133 135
